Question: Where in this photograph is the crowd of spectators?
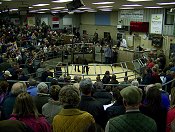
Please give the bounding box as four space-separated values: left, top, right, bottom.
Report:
1 19 175 132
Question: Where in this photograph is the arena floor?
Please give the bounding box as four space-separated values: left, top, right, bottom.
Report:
45 58 136 82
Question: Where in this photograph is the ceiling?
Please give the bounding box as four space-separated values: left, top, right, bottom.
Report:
0 0 175 14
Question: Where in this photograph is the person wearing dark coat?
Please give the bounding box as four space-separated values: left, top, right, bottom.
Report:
79 78 108 130
32 82 49 114
106 89 125 119
140 86 167 132
102 71 111 85
1 83 25 119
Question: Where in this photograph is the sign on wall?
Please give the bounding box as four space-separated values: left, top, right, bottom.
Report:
52 17 59 28
120 10 144 19
150 14 163 34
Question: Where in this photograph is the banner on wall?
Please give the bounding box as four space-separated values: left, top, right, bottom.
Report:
52 17 59 28
41 17 48 25
150 14 163 34
27 17 35 26
120 10 144 19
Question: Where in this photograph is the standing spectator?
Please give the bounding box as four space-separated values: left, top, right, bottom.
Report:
1 82 24 119
33 82 49 114
27 79 37 96
9 92 51 132
106 88 125 119
106 86 157 132
79 78 107 130
0 70 12 81
93 75 103 90
42 85 62 124
104 45 112 64
53 85 95 132
109 74 119 85
140 86 167 132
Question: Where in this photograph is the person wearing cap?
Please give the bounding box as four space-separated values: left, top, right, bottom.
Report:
33 82 49 114
0 70 12 81
105 86 157 132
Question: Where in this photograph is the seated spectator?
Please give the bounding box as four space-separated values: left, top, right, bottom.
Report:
93 75 103 90
0 120 33 132
119 76 130 89
146 58 155 69
9 92 51 132
106 86 157 132
0 81 9 105
0 70 12 81
42 85 62 124
141 68 153 85
93 85 112 105
27 79 37 96
79 78 107 130
102 71 111 85
33 82 50 114
131 80 139 87
152 67 162 84
52 85 95 132
106 88 125 119
109 74 119 85
1 82 25 120
140 85 167 132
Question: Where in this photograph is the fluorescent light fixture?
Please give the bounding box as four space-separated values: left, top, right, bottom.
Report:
39 9 50 11
0 2 2 4
157 2 175 5
127 0 152 1
52 10 61 12
51 7 65 9
2 0 12 1
78 7 91 10
144 7 162 9
52 0 73 3
37 12 45 13
92 2 115 5
63 9 68 11
87 10 97 12
10 9 18 11
29 7 33 9
119 7 134 9
122 4 142 6
51 11 58 13
29 10 38 12
97 6 113 8
100 8 112 11
60 10 68 12
33 4 49 7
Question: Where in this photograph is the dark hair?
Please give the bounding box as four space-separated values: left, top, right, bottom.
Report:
145 86 161 109
111 74 116 80
0 81 9 93
112 88 123 104
50 85 61 101
50 79 59 86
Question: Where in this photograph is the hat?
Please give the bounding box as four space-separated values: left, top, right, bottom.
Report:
4 70 12 77
37 82 48 93
120 86 142 105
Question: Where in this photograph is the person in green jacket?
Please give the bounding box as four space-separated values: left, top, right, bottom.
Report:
105 86 157 132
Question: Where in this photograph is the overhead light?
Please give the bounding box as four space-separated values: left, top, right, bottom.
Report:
99 8 112 11
37 12 46 13
122 4 142 7
144 7 162 9
39 9 50 11
78 7 91 10
51 7 65 10
169 8 175 13
29 10 38 12
127 0 152 1
119 7 134 9
63 9 68 11
60 10 68 12
33 4 50 7
92 2 115 5
10 9 18 11
2 0 12 1
52 0 73 3
157 2 175 5
97 6 113 8
0 2 2 4
29 7 33 9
